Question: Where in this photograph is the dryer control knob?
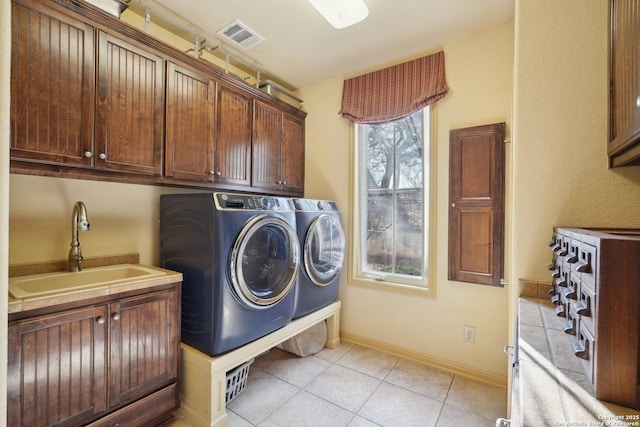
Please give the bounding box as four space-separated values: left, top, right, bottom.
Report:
260 197 271 209
317 201 325 210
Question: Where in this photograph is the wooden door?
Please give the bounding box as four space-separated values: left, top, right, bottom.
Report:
109 289 178 408
608 0 640 166
10 0 95 168
96 31 164 176
280 113 305 195
448 123 505 286
165 61 215 182
215 83 252 186
8 305 108 427
252 100 282 191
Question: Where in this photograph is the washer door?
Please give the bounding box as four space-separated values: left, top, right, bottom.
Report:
304 214 346 286
230 214 299 308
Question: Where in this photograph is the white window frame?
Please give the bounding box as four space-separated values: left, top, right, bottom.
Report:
349 106 436 292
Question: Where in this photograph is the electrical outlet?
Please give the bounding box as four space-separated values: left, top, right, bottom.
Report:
464 325 475 343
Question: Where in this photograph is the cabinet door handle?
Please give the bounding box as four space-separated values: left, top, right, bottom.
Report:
112 313 120 321
97 317 106 325
576 263 591 273
84 151 93 158
575 301 591 317
566 255 578 263
562 320 575 335
99 153 107 160
572 340 588 359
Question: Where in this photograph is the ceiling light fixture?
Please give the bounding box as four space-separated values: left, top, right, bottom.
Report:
308 0 369 29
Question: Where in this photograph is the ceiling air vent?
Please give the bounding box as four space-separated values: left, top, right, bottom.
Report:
217 20 265 50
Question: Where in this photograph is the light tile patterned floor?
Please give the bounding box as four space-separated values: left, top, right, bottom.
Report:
168 342 507 427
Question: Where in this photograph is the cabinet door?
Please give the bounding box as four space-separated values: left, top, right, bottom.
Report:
448 123 505 286
215 83 252 186
281 113 305 194
96 31 164 176
252 100 282 191
8 305 108 427
109 289 178 408
10 0 95 168
165 61 215 182
608 0 640 166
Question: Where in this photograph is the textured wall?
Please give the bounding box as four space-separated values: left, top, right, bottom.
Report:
512 0 640 285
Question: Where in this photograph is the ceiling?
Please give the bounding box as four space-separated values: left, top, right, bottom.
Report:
126 0 515 91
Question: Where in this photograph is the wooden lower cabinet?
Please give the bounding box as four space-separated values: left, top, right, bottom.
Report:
7 285 180 427
549 228 640 409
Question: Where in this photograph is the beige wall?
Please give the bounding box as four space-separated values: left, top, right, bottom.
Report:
512 0 640 285
8 175 196 266
299 22 514 381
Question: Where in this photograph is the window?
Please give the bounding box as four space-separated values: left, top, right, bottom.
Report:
352 107 432 288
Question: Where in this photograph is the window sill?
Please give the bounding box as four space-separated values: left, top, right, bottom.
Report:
348 275 433 297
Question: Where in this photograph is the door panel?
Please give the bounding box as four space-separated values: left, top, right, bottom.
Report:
96 31 163 175
448 122 505 286
8 305 108 427
165 61 215 181
252 101 282 191
216 84 252 186
10 0 95 167
109 289 178 407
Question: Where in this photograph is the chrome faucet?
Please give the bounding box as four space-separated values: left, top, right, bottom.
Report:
69 201 90 272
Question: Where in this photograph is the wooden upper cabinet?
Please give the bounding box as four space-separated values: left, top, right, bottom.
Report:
448 123 505 286
9 0 306 195
10 0 95 168
215 83 252 187
281 113 305 194
252 100 305 194
165 61 215 182
609 0 640 167
8 305 109 427
95 31 164 176
253 100 283 192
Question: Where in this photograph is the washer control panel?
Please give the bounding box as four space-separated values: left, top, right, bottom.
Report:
215 192 291 211
291 198 339 212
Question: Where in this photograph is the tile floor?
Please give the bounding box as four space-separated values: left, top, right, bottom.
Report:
169 342 507 427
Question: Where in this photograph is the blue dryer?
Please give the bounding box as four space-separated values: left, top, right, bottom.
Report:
160 192 300 356
291 198 346 319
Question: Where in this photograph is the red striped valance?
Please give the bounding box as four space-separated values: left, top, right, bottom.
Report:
339 51 449 124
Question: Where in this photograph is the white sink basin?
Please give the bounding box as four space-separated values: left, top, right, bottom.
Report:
9 264 166 299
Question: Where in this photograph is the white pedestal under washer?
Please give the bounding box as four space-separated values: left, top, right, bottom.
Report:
291 198 346 319
160 192 300 356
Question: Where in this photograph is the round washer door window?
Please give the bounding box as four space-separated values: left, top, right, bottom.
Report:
230 214 300 308
304 214 346 286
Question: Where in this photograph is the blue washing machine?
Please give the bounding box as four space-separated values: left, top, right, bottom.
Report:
291 198 346 319
160 192 300 356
